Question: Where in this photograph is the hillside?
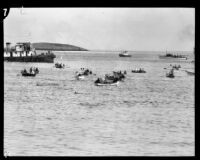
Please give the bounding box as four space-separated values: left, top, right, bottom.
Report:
31 42 88 51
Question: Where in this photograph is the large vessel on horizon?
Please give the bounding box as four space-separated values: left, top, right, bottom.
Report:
4 42 56 63
159 51 187 60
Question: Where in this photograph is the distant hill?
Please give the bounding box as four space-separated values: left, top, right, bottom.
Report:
31 42 88 51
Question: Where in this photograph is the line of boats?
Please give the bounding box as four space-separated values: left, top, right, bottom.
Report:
19 63 194 86
118 50 190 61
6 42 194 85
4 42 193 63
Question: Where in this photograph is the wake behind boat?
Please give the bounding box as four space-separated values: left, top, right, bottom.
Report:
185 70 194 76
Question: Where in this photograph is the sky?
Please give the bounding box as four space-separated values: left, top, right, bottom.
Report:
4 8 195 51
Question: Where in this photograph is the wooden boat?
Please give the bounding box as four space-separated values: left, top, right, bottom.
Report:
55 63 65 69
132 69 146 73
166 72 174 78
166 68 175 78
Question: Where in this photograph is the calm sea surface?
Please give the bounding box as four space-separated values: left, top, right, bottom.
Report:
4 51 194 156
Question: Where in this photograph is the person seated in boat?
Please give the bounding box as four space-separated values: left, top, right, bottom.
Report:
23 69 27 74
35 67 39 73
95 78 103 84
169 68 174 75
31 69 35 74
29 67 33 73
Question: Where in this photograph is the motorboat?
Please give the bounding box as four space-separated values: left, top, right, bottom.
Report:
119 51 131 57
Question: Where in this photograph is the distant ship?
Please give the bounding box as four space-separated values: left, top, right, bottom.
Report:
159 51 187 60
119 51 131 57
4 42 56 63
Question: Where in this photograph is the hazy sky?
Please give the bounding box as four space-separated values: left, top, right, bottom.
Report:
4 8 195 51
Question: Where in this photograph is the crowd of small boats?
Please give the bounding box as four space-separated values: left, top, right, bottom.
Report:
20 62 193 85
19 55 193 86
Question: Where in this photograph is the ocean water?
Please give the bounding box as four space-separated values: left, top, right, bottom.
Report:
4 51 194 156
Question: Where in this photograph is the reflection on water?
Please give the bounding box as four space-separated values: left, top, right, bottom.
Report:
4 51 194 156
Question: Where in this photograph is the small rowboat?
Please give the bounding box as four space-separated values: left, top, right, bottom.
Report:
95 81 119 86
166 73 174 78
55 63 65 69
132 70 146 73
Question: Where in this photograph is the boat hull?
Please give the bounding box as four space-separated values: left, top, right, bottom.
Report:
119 54 131 57
132 70 146 73
159 55 187 60
21 73 36 77
166 73 174 78
95 81 119 86
4 55 55 63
